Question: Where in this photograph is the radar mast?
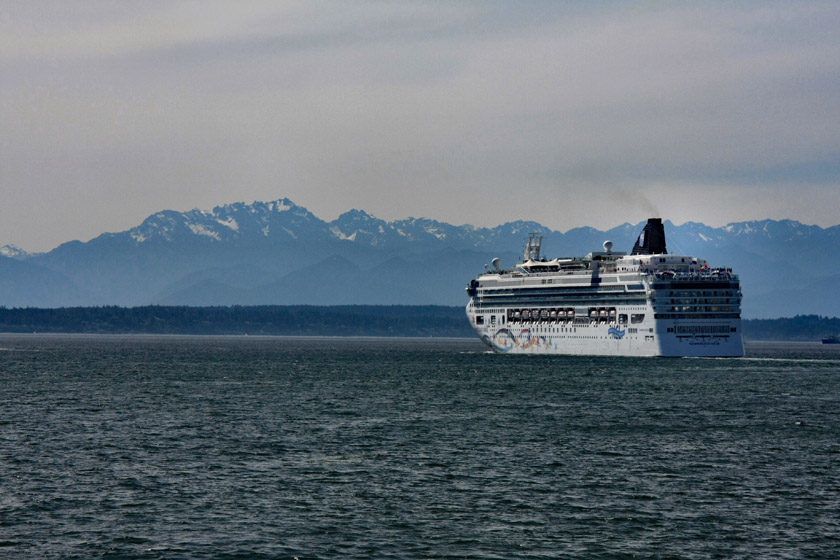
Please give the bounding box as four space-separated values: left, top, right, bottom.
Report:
524 233 543 262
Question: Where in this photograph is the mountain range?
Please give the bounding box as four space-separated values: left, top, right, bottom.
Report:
2 198 839 318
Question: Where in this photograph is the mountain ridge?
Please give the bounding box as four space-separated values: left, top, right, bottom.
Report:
2 198 838 318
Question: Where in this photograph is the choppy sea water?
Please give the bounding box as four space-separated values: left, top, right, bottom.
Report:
1 335 838 559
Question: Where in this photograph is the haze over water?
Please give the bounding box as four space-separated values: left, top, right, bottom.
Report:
2 335 838 558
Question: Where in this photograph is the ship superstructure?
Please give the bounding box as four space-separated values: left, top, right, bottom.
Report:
465 218 744 357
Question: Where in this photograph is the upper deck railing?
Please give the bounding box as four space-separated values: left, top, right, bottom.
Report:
651 269 738 282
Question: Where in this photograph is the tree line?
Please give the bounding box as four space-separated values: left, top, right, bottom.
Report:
740 315 840 342
0 306 837 341
0 305 474 337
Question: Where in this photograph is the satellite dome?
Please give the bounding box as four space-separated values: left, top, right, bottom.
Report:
491 257 501 270
603 240 614 252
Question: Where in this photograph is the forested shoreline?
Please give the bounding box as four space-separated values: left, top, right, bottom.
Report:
0 305 472 338
0 305 840 341
740 315 840 342
0 306 837 341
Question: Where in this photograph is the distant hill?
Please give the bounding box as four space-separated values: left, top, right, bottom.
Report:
2 198 838 318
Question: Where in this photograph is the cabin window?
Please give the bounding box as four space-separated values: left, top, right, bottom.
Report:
631 314 645 324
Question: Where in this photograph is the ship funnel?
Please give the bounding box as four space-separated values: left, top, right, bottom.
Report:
631 218 667 255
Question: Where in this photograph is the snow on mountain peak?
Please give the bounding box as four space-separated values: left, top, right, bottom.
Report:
216 217 239 231
267 198 296 213
330 209 390 242
1 244 28 258
188 223 221 240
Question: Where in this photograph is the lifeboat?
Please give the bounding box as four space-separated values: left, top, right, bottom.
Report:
522 310 530 320
541 309 549 320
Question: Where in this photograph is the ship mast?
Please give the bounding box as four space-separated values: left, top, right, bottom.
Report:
524 233 543 262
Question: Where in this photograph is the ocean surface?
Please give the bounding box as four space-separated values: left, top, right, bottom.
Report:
1 335 838 559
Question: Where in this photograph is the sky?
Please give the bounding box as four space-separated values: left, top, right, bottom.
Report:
2 1 840 252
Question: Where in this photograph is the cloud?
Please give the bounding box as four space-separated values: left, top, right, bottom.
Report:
1 2 839 251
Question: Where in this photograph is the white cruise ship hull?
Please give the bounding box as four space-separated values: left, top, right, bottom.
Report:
466 302 744 357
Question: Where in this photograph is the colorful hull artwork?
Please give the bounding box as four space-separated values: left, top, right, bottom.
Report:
490 329 553 353
490 327 630 353
608 327 625 339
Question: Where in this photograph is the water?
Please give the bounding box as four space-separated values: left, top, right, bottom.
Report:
1 335 839 559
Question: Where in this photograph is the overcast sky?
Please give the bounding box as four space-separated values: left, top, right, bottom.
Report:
2 1 840 252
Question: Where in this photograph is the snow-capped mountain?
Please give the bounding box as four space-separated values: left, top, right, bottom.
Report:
0 245 29 259
2 198 838 318
122 198 334 245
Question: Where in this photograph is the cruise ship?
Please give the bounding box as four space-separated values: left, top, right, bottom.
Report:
465 218 744 357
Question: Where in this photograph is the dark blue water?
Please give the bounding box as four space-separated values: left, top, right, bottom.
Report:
1 335 839 559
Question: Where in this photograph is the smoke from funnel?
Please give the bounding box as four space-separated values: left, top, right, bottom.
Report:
616 189 660 219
